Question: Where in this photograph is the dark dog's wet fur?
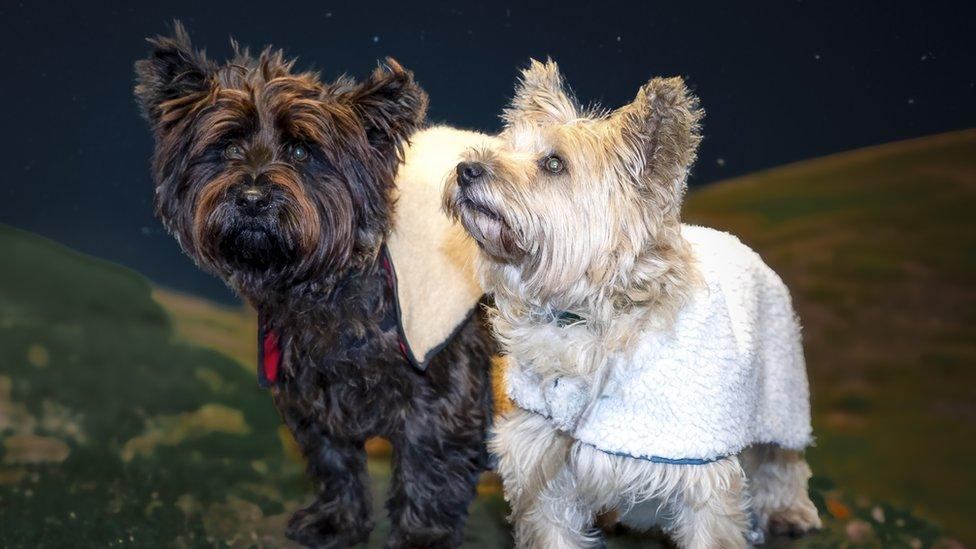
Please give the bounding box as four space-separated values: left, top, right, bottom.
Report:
135 23 494 548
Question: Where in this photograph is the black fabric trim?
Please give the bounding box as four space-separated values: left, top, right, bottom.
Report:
380 244 481 372
380 244 423 370
415 304 480 369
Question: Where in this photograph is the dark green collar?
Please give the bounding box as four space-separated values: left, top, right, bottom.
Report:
554 310 585 328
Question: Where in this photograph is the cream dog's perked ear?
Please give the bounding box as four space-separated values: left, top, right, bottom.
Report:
503 58 580 127
614 77 704 199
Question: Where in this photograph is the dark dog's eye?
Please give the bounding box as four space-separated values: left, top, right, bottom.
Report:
291 145 309 163
224 144 244 160
543 155 565 174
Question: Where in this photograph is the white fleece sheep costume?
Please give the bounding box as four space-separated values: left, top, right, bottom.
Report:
506 225 813 464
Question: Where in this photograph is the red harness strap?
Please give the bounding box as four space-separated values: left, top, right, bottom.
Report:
261 328 281 387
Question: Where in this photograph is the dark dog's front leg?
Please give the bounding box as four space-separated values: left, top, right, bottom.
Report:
385 419 487 548
277 399 373 548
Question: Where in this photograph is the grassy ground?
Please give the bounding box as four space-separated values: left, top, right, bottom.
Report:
1 130 972 547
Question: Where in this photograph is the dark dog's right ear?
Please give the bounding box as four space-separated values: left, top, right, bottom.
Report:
334 58 429 155
134 21 215 131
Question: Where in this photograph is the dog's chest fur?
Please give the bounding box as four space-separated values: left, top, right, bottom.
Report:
497 311 608 382
261 261 492 441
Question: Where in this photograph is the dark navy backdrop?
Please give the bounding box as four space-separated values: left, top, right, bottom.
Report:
1 1 973 303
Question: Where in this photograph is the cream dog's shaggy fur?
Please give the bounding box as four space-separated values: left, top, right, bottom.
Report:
444 59 820 548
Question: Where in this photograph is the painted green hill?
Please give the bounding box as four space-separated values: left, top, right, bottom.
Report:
1 129 972 547
0 226 510 547
0 224 311 546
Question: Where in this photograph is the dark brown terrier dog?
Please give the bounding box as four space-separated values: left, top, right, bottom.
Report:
134 24 494 548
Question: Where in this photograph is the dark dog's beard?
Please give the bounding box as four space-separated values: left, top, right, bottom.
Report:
215 219 291 271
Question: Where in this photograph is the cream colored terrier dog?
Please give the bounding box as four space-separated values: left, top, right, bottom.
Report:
443 60 821 548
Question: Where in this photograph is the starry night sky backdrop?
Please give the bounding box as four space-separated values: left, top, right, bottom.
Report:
1 1 973 303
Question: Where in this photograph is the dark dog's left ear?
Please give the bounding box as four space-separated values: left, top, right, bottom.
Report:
337 58 428 153
615 77 704 196
134 21 216 132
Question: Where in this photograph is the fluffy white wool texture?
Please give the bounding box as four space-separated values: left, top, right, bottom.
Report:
507 225 813 461
387 126 493 366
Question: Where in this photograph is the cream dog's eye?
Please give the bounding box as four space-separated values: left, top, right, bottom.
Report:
543 155 565 174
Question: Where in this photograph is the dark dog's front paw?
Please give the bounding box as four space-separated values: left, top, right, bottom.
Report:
384 525 461 549
286 501 371 548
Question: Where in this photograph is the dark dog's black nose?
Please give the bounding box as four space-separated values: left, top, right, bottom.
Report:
236 186 270 214
457 162 486 187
